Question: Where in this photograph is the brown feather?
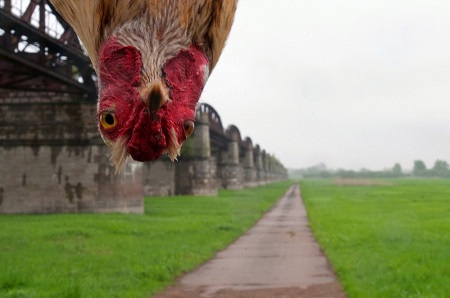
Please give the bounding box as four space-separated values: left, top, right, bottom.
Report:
179 0 238 71
50 0 237 72
50 0 146 70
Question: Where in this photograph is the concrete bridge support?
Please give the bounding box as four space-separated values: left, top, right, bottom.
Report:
243 138 257 188
219 127 244 190
142 159 175 196
0 94 287 213
0 92 143 214
262 151 269 182
175 111 218 196
254 146 266 185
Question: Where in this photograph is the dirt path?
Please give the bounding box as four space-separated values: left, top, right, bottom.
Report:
155 185 346 298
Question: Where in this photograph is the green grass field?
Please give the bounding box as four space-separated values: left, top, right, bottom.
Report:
301 179 450 298
0 181 290 298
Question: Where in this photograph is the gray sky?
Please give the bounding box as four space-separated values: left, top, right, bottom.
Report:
201 0 450 171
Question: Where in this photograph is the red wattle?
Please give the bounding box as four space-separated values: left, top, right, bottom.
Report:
127 110 166 161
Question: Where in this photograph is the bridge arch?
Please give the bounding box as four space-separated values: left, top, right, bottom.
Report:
197 103 224 135
225 124 242 142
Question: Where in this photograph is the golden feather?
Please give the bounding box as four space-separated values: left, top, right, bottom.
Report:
50 0 238 72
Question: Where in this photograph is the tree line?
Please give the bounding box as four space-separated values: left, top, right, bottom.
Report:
289 159 450 179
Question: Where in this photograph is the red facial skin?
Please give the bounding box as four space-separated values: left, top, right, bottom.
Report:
97 37 208 161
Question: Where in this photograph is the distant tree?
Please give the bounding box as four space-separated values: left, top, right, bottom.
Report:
432 159 448 170
413 160 427 176
392 163 402 176
431 159 449 177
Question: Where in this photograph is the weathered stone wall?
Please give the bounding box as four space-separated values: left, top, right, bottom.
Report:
243 167 258 188
175 110 218 196
0 91 288 213
0 90 76 103
0 146 143 214
142 159 175 196
175 157 218 196
219 164 244 190
0 93 143 214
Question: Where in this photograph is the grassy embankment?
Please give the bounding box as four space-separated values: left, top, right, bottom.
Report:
0 181 291 298
301 178 450 298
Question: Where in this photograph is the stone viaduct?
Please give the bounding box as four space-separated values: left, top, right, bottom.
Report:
0 0 287 214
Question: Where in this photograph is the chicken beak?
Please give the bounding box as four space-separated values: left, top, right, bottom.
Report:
141 80 170 114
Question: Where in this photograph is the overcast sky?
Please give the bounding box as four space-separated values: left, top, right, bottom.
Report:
201 0 450 171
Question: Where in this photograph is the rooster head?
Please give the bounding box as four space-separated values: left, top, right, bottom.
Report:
48 0 237 172
97 37 208 171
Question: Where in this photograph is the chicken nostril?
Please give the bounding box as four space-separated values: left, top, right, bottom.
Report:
148 86 163 115
141 80 170 115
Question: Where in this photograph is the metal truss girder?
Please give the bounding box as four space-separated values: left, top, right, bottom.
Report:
0 4 97 99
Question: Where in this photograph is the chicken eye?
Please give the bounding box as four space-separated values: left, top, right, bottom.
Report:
184 120 195 139
100 112 117 130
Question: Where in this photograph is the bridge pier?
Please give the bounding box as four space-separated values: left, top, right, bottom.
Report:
243 137 257 188
219 126 244 190
0 95 288 213
142 159 175 196
262 151 269 183
0 93 143 214
254 146 266 186
175 111 218 195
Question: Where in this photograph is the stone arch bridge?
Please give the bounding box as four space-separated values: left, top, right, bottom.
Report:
0 0 287 214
